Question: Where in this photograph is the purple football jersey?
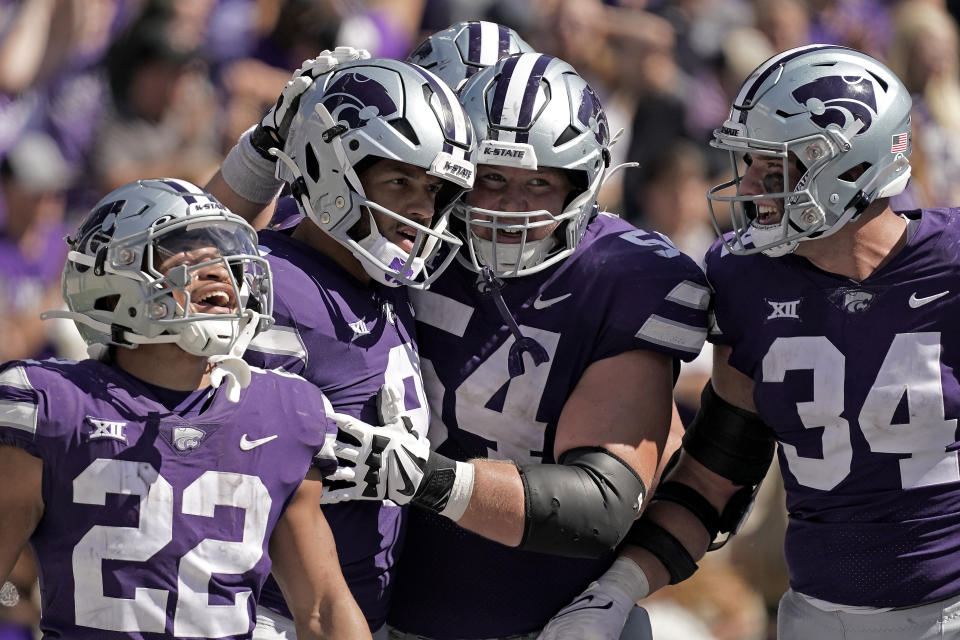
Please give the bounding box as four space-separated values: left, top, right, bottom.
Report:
0 358 336 639
245 227 429 630
389 213 711 638
705 209 960 607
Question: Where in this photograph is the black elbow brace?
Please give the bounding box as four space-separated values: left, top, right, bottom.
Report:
517 447 646 558
683 381 776 487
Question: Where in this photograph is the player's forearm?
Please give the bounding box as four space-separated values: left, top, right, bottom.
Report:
454 459 526 546
295 600 371 640
204 170 276 229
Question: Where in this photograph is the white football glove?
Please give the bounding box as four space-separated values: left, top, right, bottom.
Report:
250 46 371 159
323 384 475 520
538 558 652 640
322 383 430 505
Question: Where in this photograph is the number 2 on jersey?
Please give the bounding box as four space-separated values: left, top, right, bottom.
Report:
72 459 269 637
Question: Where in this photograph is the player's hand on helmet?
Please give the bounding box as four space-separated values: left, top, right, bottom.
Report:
321 382 430 505
538 559 651 640
251 46 371 160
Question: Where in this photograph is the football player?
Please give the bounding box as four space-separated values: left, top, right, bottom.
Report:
322 53 710 639
549 45 960 640
0 179 369 640
206 52 475 639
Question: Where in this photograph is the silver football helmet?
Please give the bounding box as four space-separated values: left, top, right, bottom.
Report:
407 21 534 91
456 53 611 277
47 179 272 357
707 45 913 257
273 58 475 289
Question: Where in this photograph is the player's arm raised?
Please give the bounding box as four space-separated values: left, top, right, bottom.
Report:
206 48 370 229
269 468 371 640
0 445 43 582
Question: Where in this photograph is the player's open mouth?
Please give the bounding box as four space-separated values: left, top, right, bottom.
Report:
494 229 524 244
395 226 418 252
190 288 236 314
755 204 782 225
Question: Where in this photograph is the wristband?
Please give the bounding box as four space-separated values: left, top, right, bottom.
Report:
220 126 285 204
606 556 651 603
411 452 475 521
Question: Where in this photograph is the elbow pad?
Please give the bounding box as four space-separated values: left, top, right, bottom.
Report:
518 447 646 558
683 381 776 487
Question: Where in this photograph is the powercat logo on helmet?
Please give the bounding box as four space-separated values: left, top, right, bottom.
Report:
321 72 399 128
75 199 125 254
576 85 609 145
791 75 878 133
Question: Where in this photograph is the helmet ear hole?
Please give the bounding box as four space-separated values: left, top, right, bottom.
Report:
94 295 120 311
388 117 420 145
305 142 321 182
838 161 871 183
554 125 580 147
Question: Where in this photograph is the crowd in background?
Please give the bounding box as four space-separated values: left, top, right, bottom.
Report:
2 0 960 638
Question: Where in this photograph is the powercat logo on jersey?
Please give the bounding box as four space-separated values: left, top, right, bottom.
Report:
159 422 219 455
828 288 877 313
322 72 399 128
791 75 878 134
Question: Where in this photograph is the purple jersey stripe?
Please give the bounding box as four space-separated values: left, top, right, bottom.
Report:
514 55 553 144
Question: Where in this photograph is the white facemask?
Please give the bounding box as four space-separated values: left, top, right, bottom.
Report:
473 234 557 275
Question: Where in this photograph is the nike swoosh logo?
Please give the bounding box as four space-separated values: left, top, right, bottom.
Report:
908 290 949 308
532 292 572 310
394 445 427 498
554 594 614 618
239 434 279 451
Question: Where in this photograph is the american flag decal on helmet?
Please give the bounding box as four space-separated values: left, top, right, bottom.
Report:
891 133 908 153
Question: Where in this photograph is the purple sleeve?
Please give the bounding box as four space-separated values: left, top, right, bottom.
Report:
0 362 44 457
592 230 712 363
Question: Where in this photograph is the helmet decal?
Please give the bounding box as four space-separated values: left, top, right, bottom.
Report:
490 54 554 143
736 44 842 123
76 199 124 255
322 72 399 128
792 75 878 133
466 21 516 72
577 85 609 145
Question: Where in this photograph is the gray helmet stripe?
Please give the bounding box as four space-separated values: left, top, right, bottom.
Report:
736 44 846 123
